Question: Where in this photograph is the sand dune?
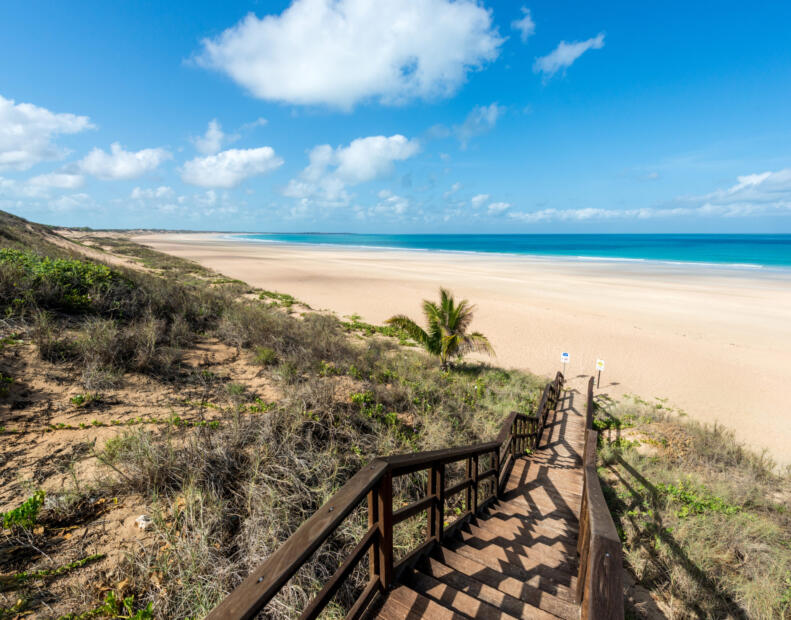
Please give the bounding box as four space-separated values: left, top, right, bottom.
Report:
135 233 791 465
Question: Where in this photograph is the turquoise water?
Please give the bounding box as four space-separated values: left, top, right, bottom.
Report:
237 234 791 269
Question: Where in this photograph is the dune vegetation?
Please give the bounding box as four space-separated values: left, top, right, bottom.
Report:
594 394 791 618
1 209 789 619
0 210 544 618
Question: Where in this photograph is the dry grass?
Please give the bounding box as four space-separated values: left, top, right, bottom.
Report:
0 210 545 618
595 394 791 619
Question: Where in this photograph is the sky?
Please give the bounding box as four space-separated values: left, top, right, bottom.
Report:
1 0 791 233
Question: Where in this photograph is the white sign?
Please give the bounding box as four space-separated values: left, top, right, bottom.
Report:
596 359 605 371
560 352 570 364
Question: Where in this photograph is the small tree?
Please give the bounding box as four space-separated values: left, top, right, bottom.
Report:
386 287 494 369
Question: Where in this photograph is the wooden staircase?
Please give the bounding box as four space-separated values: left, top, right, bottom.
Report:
377 402 586 620
207 374 623 620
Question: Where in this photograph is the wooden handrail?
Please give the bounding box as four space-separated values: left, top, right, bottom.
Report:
577 376 624 620
207 372 565 620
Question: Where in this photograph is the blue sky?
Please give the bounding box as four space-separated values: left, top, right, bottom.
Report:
1 0 790 233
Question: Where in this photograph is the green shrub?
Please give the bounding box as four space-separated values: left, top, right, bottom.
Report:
1 490 45 530
253 346 277 366
0 248 130 313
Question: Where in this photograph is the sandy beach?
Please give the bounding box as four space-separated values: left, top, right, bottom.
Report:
135 233 791 465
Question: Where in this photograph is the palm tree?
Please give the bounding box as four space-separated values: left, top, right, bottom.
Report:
386 287 494 369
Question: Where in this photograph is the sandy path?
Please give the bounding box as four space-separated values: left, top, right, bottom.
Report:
134 233 791 465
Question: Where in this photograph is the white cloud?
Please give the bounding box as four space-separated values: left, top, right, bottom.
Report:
285 134 420 205
49 192 94 212
181 146 283 188
471 193 489 208
511 7 535 43
131 186 174 200
0 94 94 170
508 168 791 223
28 172 85 189
197 0 503 109
455 103 504 147
487 201 511 215
533 32 605 78
79 142 171 180
240 117 268 131
191 119 239 155
374 189 409 215
443 182 462 199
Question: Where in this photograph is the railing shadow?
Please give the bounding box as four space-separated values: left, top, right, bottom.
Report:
609 454 749 620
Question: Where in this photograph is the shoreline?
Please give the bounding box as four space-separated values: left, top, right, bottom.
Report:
134 232 791 465
227 232 791 273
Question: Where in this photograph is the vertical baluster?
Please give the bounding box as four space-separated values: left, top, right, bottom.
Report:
377 472 393 590
471 454 479 515
367 487 379 583
494 447 501 498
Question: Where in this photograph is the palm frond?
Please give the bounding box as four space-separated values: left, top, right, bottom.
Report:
385 315 433 350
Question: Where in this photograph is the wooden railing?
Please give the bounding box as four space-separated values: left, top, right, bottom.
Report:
207 372 565 620
577 376 624 620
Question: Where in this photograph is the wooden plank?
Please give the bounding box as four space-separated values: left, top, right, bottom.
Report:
378 471 394 590
387 443 499 477
446 539 579 588
406 569 520 620
380 584 468 620
464 521 577 556
423 554 577 620
345 579 381 620
393 494 433 525
453 530 576 572
207 459 388 620
435 545 577 602
446 477 473 500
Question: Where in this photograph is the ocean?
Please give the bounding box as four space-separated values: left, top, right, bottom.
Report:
236 234 791 269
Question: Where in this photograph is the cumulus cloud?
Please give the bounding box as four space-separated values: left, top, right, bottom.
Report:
131 186 174 200
471 193 489 208
0 94 94 170
443 182 462 199
285 134 420 205
196 0 503 109
181 146 283 188
487 201 511 215
533 33 605 78
455 103 504 147
190 119 239 155
374 189 409 215
28 172 85 189
511 7 535 43
508 168 791 223
79 142 171 180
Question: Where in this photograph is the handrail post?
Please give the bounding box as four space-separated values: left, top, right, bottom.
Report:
367 487 380 583
471 454 479 515
377 472 393 590
493 447 501 498
428 463 445 542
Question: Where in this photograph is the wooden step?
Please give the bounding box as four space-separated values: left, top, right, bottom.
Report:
479 513 579 540
419 556 571 620
466 520 577 556
444 539 578 594
377 584 467 619
458 525 576 567
422 548 579 619
488 500 579 525
493 495 579 521
405 569 521 619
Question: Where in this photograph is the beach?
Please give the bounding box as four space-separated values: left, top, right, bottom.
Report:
135 233 791 465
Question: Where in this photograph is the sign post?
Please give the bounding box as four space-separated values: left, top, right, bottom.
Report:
560 352 569 377
595 359 605 388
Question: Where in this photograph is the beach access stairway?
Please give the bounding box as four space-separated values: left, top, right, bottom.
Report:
207 374 624 620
